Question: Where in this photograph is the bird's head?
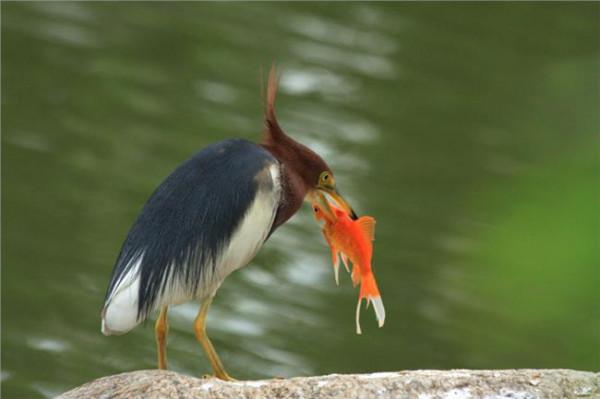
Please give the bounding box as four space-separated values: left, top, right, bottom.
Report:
300 150 357 221
260 65 356 220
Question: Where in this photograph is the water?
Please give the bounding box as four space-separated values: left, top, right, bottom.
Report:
2 3 599 397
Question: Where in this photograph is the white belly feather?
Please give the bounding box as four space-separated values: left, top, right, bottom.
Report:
101 164 281 335
212 165 280 286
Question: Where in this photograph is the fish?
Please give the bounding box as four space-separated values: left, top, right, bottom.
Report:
312 199 385 334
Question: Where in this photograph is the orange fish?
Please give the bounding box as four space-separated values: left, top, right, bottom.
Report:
312 200 385 334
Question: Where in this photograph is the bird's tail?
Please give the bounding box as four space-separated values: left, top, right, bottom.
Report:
354 269 385 335
101 261 144 336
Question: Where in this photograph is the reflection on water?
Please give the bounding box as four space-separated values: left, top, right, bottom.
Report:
2 3 599 398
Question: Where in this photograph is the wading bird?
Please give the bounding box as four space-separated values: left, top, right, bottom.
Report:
101 66 355 380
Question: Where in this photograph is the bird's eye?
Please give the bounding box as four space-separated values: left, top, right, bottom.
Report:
319 171 334 187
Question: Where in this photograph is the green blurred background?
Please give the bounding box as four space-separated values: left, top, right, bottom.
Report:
2 2 599 398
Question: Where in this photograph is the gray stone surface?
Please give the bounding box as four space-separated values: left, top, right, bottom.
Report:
58 369 599 399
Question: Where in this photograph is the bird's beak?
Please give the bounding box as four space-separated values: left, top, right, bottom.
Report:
318 187 358 220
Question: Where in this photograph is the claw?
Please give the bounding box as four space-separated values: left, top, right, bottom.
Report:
202 373 237 381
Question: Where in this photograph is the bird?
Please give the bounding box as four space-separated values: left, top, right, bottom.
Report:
100 65 356 381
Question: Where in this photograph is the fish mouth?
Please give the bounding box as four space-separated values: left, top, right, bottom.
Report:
315 187 358 220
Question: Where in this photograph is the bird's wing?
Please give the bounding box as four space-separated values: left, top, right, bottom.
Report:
102 139 280 332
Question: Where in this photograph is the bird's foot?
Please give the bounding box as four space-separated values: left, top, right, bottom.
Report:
201 373 237 382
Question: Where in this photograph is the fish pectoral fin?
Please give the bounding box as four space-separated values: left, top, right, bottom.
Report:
340 253 350 273
356 216 376 241
328 241 340 286
351 265 361 287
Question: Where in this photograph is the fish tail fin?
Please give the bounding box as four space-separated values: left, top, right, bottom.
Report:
355 297 363 335
359 270 385 329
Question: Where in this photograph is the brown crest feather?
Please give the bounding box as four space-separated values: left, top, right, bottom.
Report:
262 63 287 144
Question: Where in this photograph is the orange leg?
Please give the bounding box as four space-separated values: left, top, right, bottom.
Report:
193 296 235 381
155 306 169 370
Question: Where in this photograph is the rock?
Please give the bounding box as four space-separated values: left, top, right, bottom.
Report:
58 369 599 399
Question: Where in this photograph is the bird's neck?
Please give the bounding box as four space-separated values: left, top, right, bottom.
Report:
261 143 308 231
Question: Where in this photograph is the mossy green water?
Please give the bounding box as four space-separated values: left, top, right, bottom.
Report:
2 3 599 398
